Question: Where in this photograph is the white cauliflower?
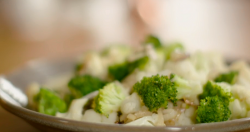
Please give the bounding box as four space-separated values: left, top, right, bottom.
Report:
121 92 141 115
125 110 164 127
171 75 203 105
101 45 131 66
229 84 250 119
163 102 196 126
230 61 250 89
190 51 228 80
81 109 118 124
79 52 107 80
164 59 208 84
82 109 102 123
56 98 88 121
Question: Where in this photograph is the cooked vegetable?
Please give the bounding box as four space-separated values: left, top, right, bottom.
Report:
68 75 107 98
196 96 231 123
144 35 162 48
63 93 76 107
28 34 250 126
34 88 67 116
196 81 233 123
93 82 126 117
214 71 239 85
165 43 184 60
133 74 177 112
171 74 203 105
108 56 149 81
199 81 233 104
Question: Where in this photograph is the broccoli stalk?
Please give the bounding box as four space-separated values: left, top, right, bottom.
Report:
93 82 126 117
108 56 149 81
196 81 233 123
144 35 162 48
214 71 239 85
68 75 107 98
34 88 67 116
133 74 177 112
165 43 184 60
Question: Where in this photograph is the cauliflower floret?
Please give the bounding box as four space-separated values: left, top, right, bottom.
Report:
101 112 118 124
79 52 107 80
229 84 250 119
121 92 141 115
163 101 196 126
171 75 203 105
230 61 250 88
125 111 164 127
101 45 131 65
229 99 247 119
81 109 118 124
144 45 166 72
164 59 208 84
124 107 152 122
56 98 88 121
190 51 228 80
163 108 178 122
82 109 102 123
175 112 193 126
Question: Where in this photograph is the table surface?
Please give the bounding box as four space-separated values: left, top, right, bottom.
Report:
0 106 40 132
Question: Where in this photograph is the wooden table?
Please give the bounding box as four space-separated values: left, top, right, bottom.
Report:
0 106 40 132
0 20 91 132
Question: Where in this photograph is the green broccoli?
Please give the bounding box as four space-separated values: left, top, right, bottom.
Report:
133 74 177 112
196 96 231 123
144 35 162 48
108 56 149 81
165 42 184 60
68 75 107 98
196 81 233 123
199 81 233 104
214 71 239 85
93 82 126 117
34 88 67 116
63 93 76 108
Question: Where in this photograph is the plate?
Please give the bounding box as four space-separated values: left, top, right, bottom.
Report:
1 58 250 132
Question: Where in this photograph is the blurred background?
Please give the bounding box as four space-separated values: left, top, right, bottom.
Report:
1 0 250 74
1 0 250 131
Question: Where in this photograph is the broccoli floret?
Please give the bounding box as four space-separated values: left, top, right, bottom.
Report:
196 96 231 123
199 81 233 104
34 88 67 116
171 74 203 105
63 93 76 108
196 81 233 123
108 56 149 81
165 43 184 60
93 82 126 117
68 75 107 98
144 35 162 48
214 71 239 85
133 74 177 112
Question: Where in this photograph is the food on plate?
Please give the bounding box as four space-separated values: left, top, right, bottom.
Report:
26 35 250 126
